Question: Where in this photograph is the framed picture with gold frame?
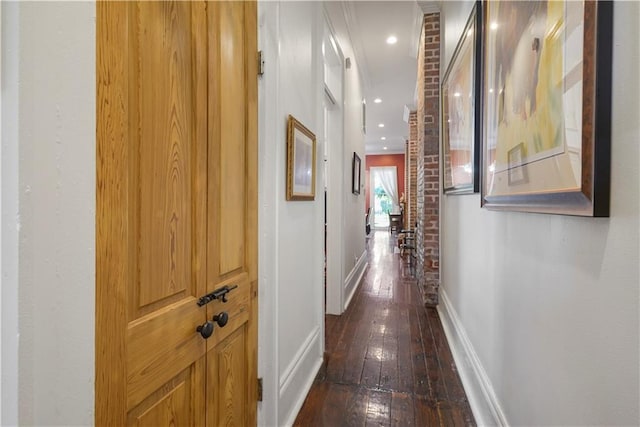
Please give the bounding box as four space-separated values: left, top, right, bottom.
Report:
481 1 612 216
286 115 317 201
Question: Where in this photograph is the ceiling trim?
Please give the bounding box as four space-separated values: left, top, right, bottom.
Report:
412 9 426 106
340 1 372 92
322 5 344 61
409 2 423 59
365 149 406 156
418 1 440 14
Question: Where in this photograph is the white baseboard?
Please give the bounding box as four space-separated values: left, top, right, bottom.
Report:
438 290 509 427
276 250 366 425
278 326 323 426
343 250 367 311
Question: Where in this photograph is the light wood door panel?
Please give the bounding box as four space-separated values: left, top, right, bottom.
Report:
208 328 250 427
136 1 195 307
126 300 206 410
218 1 247 276
208 0 249 280
127 361 205 427
125 0 208 322
206 3 258 425
97 1 258 425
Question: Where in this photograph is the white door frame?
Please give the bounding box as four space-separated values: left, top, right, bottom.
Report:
323 17 345 315
324 91 344 315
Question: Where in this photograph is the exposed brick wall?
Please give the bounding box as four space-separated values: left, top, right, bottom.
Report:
407 111 418 229
416 13 440 306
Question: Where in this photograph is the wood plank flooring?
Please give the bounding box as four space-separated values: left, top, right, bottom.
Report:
294 231 475 426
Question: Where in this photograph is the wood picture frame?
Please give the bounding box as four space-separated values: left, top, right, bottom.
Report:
442 1 481 194
352 152 361 195
286 115 317 201
480 1 612 216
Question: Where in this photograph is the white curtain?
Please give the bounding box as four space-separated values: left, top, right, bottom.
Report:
371 166 399 221
377 166 399 212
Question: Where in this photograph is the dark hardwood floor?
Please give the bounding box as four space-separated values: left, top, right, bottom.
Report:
294 230 475 426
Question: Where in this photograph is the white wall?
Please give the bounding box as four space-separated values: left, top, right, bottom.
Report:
1 3 18 424
257 2 368 424
1 2 96 424
341 49 367 307
439 1 640 426
258 2 325 425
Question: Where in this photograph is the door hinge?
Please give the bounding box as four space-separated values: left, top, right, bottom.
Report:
257 377 263 401
258 50 264 76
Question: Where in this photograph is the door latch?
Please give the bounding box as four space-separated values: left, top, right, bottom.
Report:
197 284 238 307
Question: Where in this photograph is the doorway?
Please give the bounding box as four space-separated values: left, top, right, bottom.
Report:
323 21 344 316
369 166 400 229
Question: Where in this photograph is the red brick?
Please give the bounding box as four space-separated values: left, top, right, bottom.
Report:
413 12 441 306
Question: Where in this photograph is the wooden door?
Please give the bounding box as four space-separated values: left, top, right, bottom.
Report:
96 2 257 425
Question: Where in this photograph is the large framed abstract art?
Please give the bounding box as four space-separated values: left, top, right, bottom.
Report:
481 1 612 216
442 1 481 194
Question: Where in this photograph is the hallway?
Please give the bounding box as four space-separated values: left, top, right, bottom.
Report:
294 231 475 426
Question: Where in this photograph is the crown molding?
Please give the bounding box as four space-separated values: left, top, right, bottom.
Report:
340 1 372 92
418 1 441 14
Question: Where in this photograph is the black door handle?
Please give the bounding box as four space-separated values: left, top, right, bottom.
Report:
196 320 214 339
213 312 229 327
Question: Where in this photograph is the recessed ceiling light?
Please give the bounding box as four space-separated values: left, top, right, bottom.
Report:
381 137 386 140
378 123 385 128
454 92 461 97
490 22 498 31
383 147 388 150
467 29 473 37
374 98 382 104
386 35 397 45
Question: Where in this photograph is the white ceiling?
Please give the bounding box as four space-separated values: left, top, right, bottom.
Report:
328 1 437 155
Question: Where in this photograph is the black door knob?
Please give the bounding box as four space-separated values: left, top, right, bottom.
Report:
213 312 229 328
196 320 214 339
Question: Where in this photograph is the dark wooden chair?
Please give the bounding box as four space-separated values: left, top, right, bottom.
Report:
365 208 371 235
389 213 402 234
398 225 416 276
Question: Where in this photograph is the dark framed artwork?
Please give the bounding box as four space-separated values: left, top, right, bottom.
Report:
286 115 317 201
352 152 361 195
442 1 481 194
481 1 612 216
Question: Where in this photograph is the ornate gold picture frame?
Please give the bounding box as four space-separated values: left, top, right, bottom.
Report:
286 115 317 201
